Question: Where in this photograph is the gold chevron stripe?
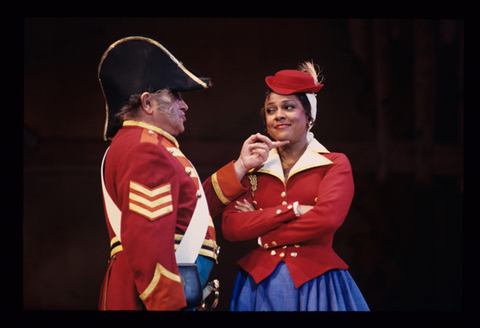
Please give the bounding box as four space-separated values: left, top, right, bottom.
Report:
130 181 171 198
129 192 172 208
129 203 173 220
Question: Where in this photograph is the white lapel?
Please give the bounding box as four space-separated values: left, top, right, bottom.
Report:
257 149 284 181
256 138 332 182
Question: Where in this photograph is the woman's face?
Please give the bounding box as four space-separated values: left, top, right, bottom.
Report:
264 92 309 144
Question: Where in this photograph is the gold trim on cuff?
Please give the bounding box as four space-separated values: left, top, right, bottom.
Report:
211 173 231 205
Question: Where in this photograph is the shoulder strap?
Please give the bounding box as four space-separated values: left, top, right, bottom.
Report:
101 147 122 241
174 163 210 264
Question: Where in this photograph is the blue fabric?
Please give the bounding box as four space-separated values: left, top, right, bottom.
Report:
181 255 214 311
229 262 369 311
196 255 214 288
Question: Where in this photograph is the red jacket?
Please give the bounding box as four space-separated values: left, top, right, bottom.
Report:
222 139 353 288
99 120 245 310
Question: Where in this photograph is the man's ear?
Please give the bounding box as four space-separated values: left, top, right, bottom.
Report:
140 92 154 115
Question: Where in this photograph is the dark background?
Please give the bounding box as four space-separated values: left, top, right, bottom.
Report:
23 18 463 311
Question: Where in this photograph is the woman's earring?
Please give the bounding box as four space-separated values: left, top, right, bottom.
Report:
308 120 314 127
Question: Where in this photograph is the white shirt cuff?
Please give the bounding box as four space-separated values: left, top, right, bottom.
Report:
293 201 300 217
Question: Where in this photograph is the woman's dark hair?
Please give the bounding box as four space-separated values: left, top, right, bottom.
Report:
260 89 313 129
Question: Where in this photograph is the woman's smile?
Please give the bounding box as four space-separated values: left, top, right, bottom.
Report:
274 123 291 129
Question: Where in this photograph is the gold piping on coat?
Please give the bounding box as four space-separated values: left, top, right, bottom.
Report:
211 172 231 205
139 263 181 301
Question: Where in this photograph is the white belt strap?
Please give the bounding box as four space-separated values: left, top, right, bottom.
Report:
175 162 210 264
100 147 209 264
101 148 122 242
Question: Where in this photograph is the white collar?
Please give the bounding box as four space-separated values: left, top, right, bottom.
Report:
255 138 332 182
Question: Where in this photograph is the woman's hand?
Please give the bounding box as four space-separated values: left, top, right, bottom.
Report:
234 133 289 180
235 199 313 215
235 199 256 212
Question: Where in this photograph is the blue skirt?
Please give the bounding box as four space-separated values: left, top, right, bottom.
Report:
229 262 369 311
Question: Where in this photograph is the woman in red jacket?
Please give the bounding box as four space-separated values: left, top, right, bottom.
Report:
222 62 369 311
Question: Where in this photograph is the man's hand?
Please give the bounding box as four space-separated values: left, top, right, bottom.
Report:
234 133 289 181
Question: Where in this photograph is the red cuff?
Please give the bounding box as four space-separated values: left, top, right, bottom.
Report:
211 161 248 205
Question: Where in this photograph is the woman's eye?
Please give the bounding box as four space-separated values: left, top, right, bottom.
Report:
266 108 276 114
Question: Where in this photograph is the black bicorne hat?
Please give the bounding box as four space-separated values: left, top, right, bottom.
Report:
98 36 212 140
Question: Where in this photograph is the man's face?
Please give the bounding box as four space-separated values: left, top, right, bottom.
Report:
151 91 188 137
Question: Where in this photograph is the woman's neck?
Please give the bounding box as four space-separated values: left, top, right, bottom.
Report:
277 139 308 178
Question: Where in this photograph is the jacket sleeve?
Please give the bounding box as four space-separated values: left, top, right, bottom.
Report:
115 142 187 311
203 160 248 218
221 177 298 242
260 153 354 247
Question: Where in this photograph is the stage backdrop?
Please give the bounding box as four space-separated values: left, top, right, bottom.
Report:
24 18 463 311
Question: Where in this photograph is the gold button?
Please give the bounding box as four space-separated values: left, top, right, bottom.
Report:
291 252 298 258
271 250 277 256
271 241 277 246
264 243 269 249
294 244 300 248
276 209 281 214
282 201 287 205
279 252 285 257
196 191 202 198
282 246 287 249
287 204 293 209
253 200 258 205
169 149 175 154
281 191 286 197
314 197 318 202
260 208 263 211
186 168 192 175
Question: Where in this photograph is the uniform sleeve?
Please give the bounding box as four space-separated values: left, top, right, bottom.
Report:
203 160 248 218
260 153 354 247
221 176 298 242
116 142 186 311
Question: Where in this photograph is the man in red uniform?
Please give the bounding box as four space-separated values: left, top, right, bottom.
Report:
97 36 284 310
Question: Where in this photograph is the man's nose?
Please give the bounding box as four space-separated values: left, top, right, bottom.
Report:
179 99 188 112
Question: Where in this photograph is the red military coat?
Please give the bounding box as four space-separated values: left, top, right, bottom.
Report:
99 120 246 311
222 138 353 288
